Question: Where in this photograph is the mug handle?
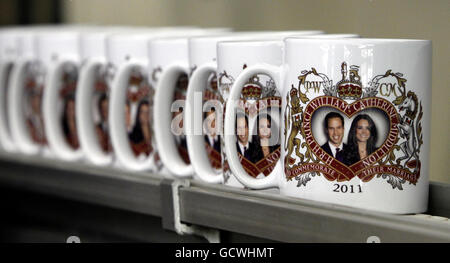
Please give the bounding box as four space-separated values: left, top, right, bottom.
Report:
109 60 155 171
0 60 17 152
224 64 281 189
43 58 84 161
154 63 193 177
76 57 113 166
8 58 40 154
185 62 223 183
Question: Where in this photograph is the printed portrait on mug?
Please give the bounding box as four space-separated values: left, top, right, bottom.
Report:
59 63 79 150
91 64 112 153
171 73 190 165
125 67 154 160
312 108 389 167
202 73 222 170
232 72 282 179
23 62 47 145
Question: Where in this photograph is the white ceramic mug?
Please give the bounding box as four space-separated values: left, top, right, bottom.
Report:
0 28 21 152
217 40 286 188
8 27 56 156
182 31 323 183
151 37 195 176
108 29 214 171
76 30 116 166
39 31 84 161
225 38 431 214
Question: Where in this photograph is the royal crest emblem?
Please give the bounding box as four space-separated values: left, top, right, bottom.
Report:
285 62 423 190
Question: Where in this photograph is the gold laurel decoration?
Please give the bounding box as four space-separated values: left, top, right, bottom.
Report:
377 144 401 166
417 102 424 148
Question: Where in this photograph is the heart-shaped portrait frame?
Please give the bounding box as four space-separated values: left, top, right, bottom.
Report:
233 72 282 179
302 96 401 182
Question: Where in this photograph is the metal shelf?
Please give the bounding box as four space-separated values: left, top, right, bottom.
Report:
0 152 163 217
0 152 449 242
181 182 450 242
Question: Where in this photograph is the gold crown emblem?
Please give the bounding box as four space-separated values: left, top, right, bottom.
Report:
129 72 143 86
336 62 362 100
242 83 262 100
59 71 77 99
242 75 262 100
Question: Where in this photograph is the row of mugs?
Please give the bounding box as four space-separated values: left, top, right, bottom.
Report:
0 25 431 214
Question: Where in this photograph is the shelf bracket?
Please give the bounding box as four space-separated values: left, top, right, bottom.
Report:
160 178 220 243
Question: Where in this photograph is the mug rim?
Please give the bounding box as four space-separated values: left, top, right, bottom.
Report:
188 30 322 43
217 39 283 48
148 36 189 45
106 30 206 46
188 32 257 43
293 33 360 39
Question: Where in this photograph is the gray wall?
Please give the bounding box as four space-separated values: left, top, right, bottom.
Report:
63 0 450 183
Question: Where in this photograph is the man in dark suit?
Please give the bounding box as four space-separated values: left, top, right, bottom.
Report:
204 108 221 153
172 108 190 164
235 112 257 162
321 112 346 162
